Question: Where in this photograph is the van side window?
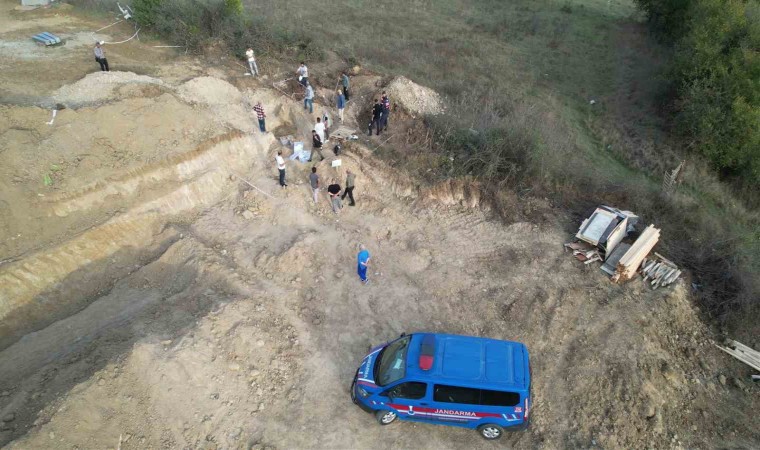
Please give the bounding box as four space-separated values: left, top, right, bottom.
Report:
433 384 479 404
383 382 427 400
434 384 520 407
480 388 520 407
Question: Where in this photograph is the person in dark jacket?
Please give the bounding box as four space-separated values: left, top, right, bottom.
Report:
340 72 350 101
369 99 383 136
327 179 342 213
309 130 324 162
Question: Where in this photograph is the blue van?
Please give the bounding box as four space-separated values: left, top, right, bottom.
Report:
351 333 531 440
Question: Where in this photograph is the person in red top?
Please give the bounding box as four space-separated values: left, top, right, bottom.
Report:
253 101 266 132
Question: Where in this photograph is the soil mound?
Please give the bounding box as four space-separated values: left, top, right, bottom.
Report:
177 76 243 105
53 71 163 105
386 76 444 116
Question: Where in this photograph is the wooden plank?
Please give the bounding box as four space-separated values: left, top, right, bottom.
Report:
605 218 628 255
654 252 676 266
715 344 760 372
729 340 760 361
619 226 658 267
615 225 660 282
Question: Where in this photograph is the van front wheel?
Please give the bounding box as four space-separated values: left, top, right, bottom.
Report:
375 409 397 425
478 424 504 440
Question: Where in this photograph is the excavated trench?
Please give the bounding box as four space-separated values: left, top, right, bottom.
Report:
0 73 306 384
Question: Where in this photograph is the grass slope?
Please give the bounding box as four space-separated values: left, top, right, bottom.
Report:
249 0 758 331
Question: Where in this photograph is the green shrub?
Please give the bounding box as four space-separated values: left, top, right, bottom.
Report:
132 0 163 27
636 0 760 184
224 0 241 16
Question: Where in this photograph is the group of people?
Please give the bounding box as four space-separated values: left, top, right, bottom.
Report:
369 92 391 136
256 60 375 284
308 167 357 212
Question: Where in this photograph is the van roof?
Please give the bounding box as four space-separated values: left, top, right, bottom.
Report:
406 333 530 389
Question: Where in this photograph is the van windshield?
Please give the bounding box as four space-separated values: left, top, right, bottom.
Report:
374 335 411 386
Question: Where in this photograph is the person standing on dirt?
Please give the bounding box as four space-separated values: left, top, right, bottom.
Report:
245 48 259 76
315 117 326 143
310 130 324 162
357 244 371 284
336 89 346 122
94 42 109 72
327 178 342 213
323 112 331 140
304 82 314 114
369 99 383 136
342 169 356 206
275 150 287 188
340 72 350 101
297 62 309 86
309 166 320 203
253 101 266 132
380 91 391 131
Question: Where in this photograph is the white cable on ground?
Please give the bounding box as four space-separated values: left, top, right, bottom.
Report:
90 18 140 45
93 19 123 34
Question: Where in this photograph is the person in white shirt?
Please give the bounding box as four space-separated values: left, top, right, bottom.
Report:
275 150 287 187
296 62 308 86
314 116 326 144
245 48 258 76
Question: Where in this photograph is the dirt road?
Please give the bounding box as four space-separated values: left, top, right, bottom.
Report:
0 2 758 449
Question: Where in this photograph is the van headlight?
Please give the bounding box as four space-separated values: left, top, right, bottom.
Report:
357 386 370 398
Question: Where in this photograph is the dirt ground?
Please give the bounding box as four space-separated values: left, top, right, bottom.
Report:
1 2 758 449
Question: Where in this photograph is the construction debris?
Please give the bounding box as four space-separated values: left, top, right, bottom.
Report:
640 252 681 289
663 160 685 195
575 206 638 257
563 241 602 264
611 225 661 283
601 242 631 276
568 206 681 288
715 340 760 373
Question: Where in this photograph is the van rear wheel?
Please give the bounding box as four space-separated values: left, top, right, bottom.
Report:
478 424 504 440
375 409 397 425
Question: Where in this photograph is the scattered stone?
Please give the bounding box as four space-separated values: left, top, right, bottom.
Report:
161 340 172 346
645 405 656 419
256 340 265 347
97 378 105 386
210 393 219 400
229 427 242 440
250 369 261 378
228 363 241 372
266 273 273 279
312 318 321 325
242 210 255 220
718 374 727 386
258 403 265 411
2 413 15 423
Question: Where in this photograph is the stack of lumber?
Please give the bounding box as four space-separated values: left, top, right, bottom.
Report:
611 225 660 283
641 252 681 289
715 340 760 373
